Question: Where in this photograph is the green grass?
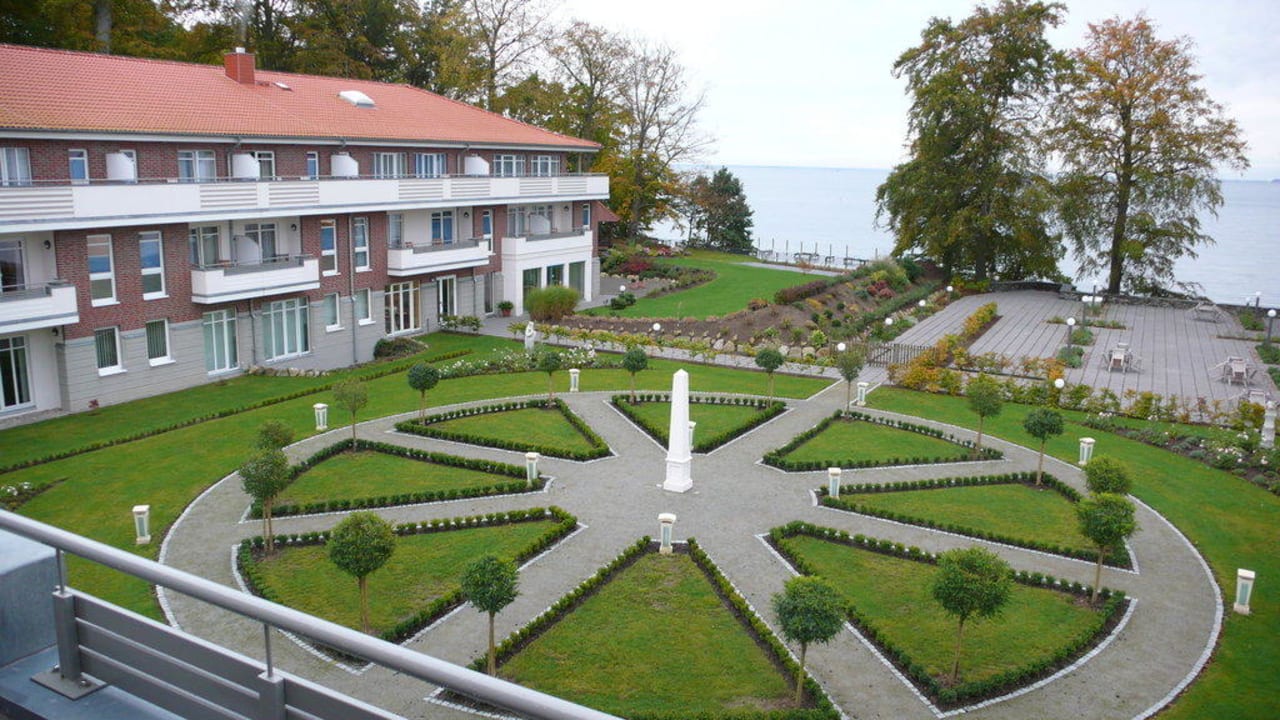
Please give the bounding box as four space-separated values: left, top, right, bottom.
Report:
427 406 600 455
247 521 555 634
618 401 773 451
589 250 815 319
500 552 796 715
866 386 1280 718
782 417 973 466
779 534 1104 686
276 450 516 508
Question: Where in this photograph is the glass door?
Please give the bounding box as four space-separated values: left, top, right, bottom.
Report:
0 335 32 410
0 238 25 292
437 276 457 317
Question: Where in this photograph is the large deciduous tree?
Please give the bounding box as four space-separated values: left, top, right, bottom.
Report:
772 576 845 704
460 555 519 675
686 167 754 254
1050 14 1249 295
463 0 552 111
327 511 396 633
876 0 1066 281
931 547 1013 683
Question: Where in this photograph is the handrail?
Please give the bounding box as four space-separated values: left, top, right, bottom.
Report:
0 510 618 720
0 173 609 188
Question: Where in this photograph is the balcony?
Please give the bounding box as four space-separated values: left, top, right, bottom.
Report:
0 175 610 232
387 237 492 277
0 281 78 333
190 255 320 304
503 228 594 258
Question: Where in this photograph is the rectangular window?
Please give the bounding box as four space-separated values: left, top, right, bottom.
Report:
481 210 493 238
94 327 121 373
1 148 32 186
569 260 585 294
68 149 89 183
0 238 26 292
262 298 309 360
413 152 447 178
521 267 541 305
493 154 524 177
320 220 337 274
245 222 278 262
145 319 171 363
189 226 220 267
437 276 456 317
255 151 276 179
0 336 32 410
87 234 116 305
355 288 372 324
430 210 454 245
388 213 404 248
531 155 560 177
323 293 341 330
306 151 320 179
547 264 565 287
372 152 406 178
203 310 238 373
384 281 418 334
139 231 166 298
353 217 369 270
178 150 216 182
581 203 591 229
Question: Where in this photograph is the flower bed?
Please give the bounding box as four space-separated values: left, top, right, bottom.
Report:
394 398 610 460
610 393 786 453
763 410 1002 471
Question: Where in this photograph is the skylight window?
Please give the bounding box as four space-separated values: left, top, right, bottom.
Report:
338 90 375 108
274 81 292 91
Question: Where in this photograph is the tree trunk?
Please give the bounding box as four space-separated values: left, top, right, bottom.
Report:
951 616 967 683
845 380 853 411
1092 546 1106 603
973 415 986 461
487 611 497 675
358 576 370 633
547 375 555 406
1036 439 1046 485
768 373 776 403
351 414 358 447
630 374 637 403
419 392 426 421
94 0 112 53
795 642 807 704
264 500 274 554
1108 122 1135 294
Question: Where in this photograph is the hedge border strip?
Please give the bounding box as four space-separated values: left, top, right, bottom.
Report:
763 410 1002 471
610 393 787 454
394 398 610 460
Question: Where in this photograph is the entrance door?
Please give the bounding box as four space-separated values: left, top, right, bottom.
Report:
0 335 32 410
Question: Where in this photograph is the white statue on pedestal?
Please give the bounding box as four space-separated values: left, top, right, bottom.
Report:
524 322 536 352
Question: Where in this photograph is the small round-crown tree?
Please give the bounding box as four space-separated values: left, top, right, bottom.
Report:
772 575 845 703
255 420 294 451
754 348 785 401
965 375 1003 459
1022 408 1064 484
332 379 369 447
835 346 866 412
1077 493 1138 602
536 349 563 406
406 363 441 421
240 449 291 554
1084 456 1133 496
931 547 1013 683
622 347 649 403
460 555 520 675
328 511 396 633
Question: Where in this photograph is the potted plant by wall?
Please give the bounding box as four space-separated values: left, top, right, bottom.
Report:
497 300 514 317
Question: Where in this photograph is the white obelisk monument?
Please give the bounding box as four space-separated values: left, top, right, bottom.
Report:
663 369 693 492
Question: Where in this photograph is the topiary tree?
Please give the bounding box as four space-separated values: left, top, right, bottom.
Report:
332 379 369 447
966 375 1003 459
255 420 294 451
754 348 785 401
328 511 396 633
622 347 649 403
1022 408 1064 484
771 575 845 704
240 449 291 554
535 349 563 406
1084 456 1133 496
931 547 1013 683
1077 494 1138 602
406 363 441 421
460 555 520 676
835 346 866 411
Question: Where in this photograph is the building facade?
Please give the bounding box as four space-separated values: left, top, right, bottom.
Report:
0 44 611 418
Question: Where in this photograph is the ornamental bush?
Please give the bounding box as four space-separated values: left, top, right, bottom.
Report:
526 285 580 322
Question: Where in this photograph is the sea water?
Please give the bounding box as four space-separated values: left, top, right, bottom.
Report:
653 165 1279 305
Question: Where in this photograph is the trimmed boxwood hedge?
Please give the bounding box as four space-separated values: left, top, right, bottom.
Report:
394 398 610 460
767 521 1129 709
763 410 1002 471
464 537 838 720
237 506 577 646
249 438 544 519
818 471 1132 569
610 393 787 453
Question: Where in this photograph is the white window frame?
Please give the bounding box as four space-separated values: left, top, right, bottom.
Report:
355 288 373 325
1 148 32 187
353 217 370 270
189 226 221 267
68 149 89 184
139 231 166 299
437 275 457 317
581 203 591 229
245 222 278 262
430 210 454 245
305 151 320 180
94 327 124 375
531 155 560 177
372 152 406 179
0 335 32 409
87 234 116 306
320 220 338 275
323 293 342 331
262 298 309 361
385 281 418 335
493 154 524 177
145 319 173 365
414 152 447 178
255 151 276 179
388 213 404 248
481 210 493 239
178 150 216 182
203 309 238 374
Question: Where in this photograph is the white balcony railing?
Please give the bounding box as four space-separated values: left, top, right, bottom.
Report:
0 281 79 332
386 238 492 277
502 229 594 258
0 175 609 230
190 255 320 304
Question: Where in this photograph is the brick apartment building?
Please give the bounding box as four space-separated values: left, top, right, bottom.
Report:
0 43 611 418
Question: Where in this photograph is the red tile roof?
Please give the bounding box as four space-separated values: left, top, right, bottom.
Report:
0 44 598 150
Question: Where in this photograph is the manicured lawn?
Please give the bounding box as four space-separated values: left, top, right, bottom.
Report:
782 417 973 466
618 401 773 450
500 552 796 715
426 406 599 455
867 386 1280 718
588 250 814 319
247 521 556 634
779 534 1104 686
277 450 515 508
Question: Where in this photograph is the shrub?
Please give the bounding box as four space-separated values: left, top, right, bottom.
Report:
526 286 580 322
373 336 423 359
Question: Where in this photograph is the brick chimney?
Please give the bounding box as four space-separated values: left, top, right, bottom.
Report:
224 47 256 85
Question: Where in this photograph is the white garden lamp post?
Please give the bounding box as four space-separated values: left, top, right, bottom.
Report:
1066 317 1076 350
1235 569 1256 614
525 452 540 486
1267 309 1276 345
659 513 677 554
836 342 846 353
132 505 151 545
828 467 842 498
856 381 869 407
1079 437 1096 465
313 403 328 431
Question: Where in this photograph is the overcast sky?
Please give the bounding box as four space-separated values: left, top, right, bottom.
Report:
556 0 1280 180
